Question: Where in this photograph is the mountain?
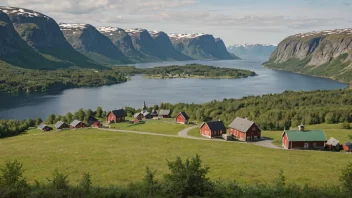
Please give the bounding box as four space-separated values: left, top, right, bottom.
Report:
0 10 60 69
264 28 352 83
97 27 148 62
59 24 131 65
169 33 240 60
0 6 105 69
227 44 276 59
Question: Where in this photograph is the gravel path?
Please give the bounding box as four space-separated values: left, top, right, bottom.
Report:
249 138 282 149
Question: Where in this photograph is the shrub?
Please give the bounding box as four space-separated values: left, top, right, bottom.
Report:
0 160 28 190
49 170 69 190
340 162 352 193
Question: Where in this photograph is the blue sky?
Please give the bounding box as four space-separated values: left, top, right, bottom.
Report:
2 0 352 45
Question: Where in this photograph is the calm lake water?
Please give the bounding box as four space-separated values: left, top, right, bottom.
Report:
0 59 347 120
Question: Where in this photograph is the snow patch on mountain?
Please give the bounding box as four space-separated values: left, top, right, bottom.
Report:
293 28 352 38
168 33 207 40
0 6 49 19
59 23 89 30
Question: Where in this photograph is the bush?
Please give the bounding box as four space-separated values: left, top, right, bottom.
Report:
49 170 69 190
0 160 28 190
340 162 352 193
342 122 351 129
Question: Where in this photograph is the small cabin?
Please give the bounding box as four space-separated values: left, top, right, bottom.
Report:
175 112 189 124
133 112 143 120
106 109 126 124
87 116 102 128
54 121 70 130
150 109 158 118
228 117 261 141
159 109 171 118
143 111 151 119
37 123 53 132
70 120 87 129
200 121 226 138
325 137 341 151
343 142 352 152
282 125 327 150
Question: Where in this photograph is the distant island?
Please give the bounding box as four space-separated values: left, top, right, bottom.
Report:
141 64 256 79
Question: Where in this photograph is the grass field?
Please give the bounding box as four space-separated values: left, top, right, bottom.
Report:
108 119 190 135
1 127 351 187
188 127 205 138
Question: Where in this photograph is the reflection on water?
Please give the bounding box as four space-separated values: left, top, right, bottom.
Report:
0 59 347 120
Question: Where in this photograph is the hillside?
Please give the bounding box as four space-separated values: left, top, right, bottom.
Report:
59 24 131 65
227 44 276 59
0 11 59 69
169 33 240 60
264 28 352 83
0 6 105 69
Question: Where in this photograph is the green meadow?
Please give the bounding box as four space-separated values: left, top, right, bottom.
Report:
1 125 351 187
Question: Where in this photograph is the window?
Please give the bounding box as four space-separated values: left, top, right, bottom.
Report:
304 143 309 148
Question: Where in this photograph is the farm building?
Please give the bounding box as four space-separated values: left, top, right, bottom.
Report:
175 112 189 124
325 137 341 151
229 117 261 141
54 121 70 130
151 109 158 117
343 142 352 152
281 125 327 150
37 123 53 132
70 120 87 129
87 116 102 128
200 121 226 138
133 112 143 120
106 109 126 123
159 109 171 118
143 111 151 119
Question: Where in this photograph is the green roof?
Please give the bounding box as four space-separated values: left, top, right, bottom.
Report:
284 130 327 142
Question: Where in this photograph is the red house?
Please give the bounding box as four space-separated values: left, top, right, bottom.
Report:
282 125 327 149
229 117 261 141
70 120 87 129
106 109 126 124
175 112 189 124
200 121 226 138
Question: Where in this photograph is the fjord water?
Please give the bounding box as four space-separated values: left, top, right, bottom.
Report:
0 59 347 119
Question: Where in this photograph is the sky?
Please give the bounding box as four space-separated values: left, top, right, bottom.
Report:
1 0 351 45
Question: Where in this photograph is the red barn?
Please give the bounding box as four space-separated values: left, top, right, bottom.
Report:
282 126 327 149
229 117 261 141
106 109 126 124
70 120 87 129
200 121 226 138
175 112 189 124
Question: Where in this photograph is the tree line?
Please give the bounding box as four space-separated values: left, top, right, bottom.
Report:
0 118 42 138
0 155 351 198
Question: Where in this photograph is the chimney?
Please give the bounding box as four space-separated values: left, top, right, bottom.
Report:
298 123 304 131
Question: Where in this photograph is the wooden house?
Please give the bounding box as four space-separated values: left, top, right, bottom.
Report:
343 142 352 152
70 120 87 129
143 111 151 119
150 109 158 118
200 121 226 138
37 123 53 132
229 117 261 141
54 121 70 130
282 125 327 150
159 109 171 118
175 112 189 124
87 116 102 128
133 112 143 120
106 109 126 123
325 137 341 151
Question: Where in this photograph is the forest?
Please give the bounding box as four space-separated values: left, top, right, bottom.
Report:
0 156 351 198
0 65 127 93
0 118 41 138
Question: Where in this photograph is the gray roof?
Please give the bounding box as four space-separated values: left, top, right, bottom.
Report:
133 112 142 118
70 120 82 127
326 137 340 146
143 111 150 116
54 121 67 129
201 121 226 131
159 109 171 116
228 117 258 133
37 123 47 129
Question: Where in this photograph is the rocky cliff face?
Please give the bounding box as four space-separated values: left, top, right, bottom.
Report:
0 10 60 69
60 24 131 65
0 6 105 69
227 44 276 59
169 33 239 60
264 29 352 83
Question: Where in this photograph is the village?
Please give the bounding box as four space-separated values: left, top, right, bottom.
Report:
36 102 352 152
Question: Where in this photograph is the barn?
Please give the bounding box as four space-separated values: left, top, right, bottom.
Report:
150 109 158 118
282 125 327 149
159 109 171 118
200 121 226 138
37 123 53 132
133 112 143 120
175 112 189 124
325 137 341 151
143 111 151 119
87 116 102 128
54 121 70 130
229 117 261 141
106 109 126 123
70 120 87 129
